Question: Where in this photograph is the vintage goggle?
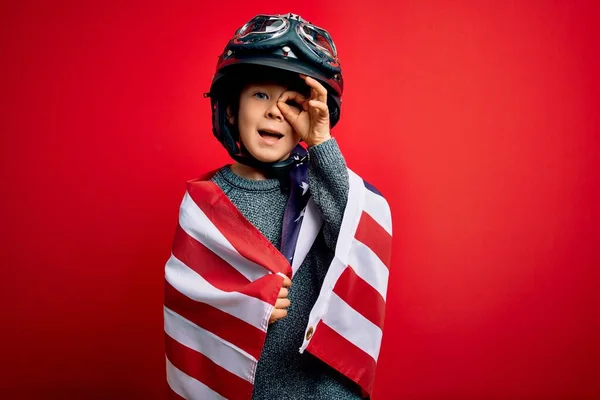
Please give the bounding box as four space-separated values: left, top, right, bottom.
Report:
233 14 339 63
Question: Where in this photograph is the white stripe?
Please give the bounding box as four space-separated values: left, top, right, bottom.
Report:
332 169 366 267
299 169 365 353
322 292 383 361
291 197 323 276
164 307 257 383
349 239 389 301
166 356 226 400
179 192 268 282
165 254 271 332
363 188 392 235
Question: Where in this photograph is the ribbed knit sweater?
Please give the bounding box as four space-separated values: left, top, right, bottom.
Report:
210 139 362 399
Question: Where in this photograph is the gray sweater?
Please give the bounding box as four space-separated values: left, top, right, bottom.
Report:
211 139 362 399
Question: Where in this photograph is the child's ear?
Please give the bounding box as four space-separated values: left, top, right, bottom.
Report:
226 105 235 125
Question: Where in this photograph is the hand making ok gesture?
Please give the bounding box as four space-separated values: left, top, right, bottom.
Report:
277 74 331 148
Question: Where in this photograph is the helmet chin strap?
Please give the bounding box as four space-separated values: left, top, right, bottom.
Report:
232 143 308 191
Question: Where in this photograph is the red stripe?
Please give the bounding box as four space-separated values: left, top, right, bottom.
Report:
167 385 186 400
173 224 249 289
187 180 292 277
164 280 269 360
332 267 386 330
306 322 377 397
165 333 254 400
354 211 392 269
172 225 283 304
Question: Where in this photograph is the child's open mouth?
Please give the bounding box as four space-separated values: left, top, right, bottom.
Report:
258 130 284 139
258 130 284 143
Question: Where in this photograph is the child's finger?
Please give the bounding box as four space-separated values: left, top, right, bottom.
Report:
278 287 289 298
276 101 300 125
275 298 291 309
278 91 308 106
269 308 288 324
301 75 328 103
282 276 292 288
309 100 329 120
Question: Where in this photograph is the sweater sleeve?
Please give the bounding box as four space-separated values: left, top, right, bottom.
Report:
307 138 350 252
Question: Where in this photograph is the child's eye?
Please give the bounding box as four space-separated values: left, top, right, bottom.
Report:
253 92 269 100
286 100 302 110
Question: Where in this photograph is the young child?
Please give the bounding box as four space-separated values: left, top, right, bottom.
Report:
164 13 392 400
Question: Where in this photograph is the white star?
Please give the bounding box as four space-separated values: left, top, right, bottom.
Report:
295 207 306 223
300 181 309 196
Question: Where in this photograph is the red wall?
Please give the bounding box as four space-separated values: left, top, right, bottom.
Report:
1 1 598 399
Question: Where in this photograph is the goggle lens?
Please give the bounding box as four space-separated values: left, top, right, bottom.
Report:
299 24 337 60
236 16 288 42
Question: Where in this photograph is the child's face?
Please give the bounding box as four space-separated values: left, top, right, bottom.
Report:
230 82 303 163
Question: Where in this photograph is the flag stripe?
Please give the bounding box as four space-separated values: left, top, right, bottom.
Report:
173 226 283 305
165 254 275 331
322 292 383 361
348 239 389 302
333 170 367 267
362 188 392 236
164 280 266 360
354 211 392 269
167 385 187 400
166 333 254 400
173 224 249 289
166 356 226 400
188 182 292 277
333 267 386 331
291 198 322 277
306 322 378 396
164 307 257 382
179 192 269 283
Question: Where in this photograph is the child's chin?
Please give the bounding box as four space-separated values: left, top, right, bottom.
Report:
250 150 290 164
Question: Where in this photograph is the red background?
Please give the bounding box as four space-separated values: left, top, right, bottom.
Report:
1 1 599 399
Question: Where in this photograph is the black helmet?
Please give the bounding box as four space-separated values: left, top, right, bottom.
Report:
206 13 343 162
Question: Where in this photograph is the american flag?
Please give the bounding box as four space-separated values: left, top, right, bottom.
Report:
164 167 392 399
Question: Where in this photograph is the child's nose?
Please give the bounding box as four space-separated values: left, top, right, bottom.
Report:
266 101 284 121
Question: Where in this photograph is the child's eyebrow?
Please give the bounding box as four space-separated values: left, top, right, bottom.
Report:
248 84 271 92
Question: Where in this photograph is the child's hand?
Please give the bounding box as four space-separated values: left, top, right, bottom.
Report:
277 74 331 148
269 276 292 324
